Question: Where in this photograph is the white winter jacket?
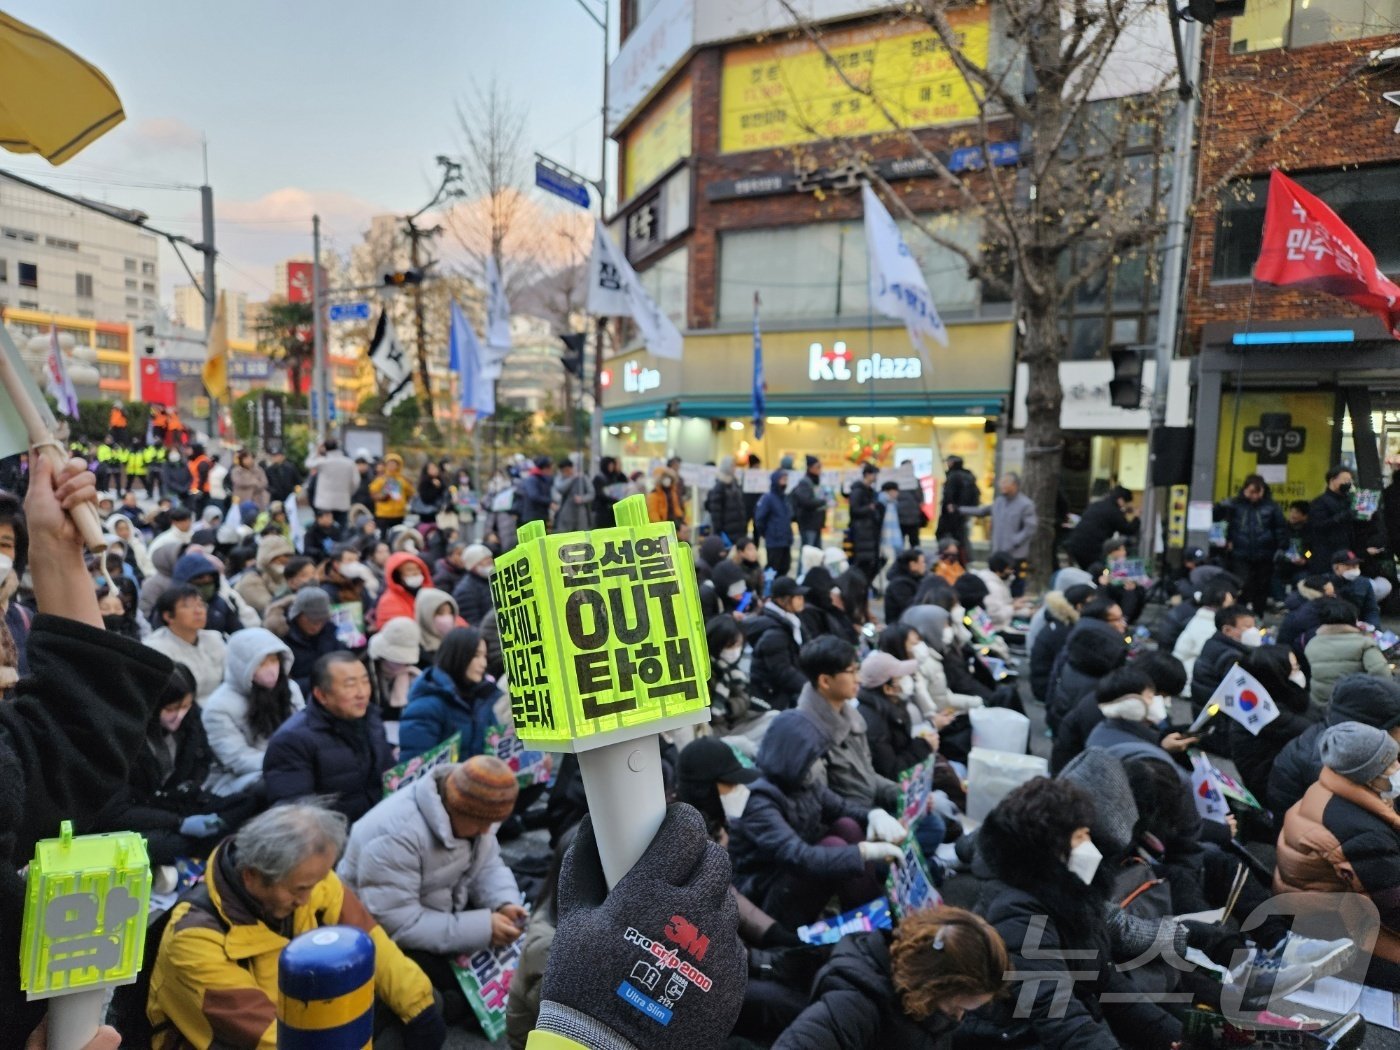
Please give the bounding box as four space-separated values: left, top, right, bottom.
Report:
1171 607 1217 678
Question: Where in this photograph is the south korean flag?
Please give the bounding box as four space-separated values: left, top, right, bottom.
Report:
368 309 414 416
1209 663 1281 737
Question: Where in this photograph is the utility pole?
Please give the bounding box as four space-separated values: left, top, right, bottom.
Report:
593 0 609 472
200 182 217 442
311 214 327 446
1140 11 1202 563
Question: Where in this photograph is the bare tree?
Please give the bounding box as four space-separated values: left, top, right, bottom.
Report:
774 0 1367 585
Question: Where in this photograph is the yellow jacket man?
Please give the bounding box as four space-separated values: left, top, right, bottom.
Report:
147 803 445 1049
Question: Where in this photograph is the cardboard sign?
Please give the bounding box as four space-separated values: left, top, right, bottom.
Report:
451 908 529 1041
490 494 709 752
330 601 367 650
797 898 892 946
382 732 461 797
886 837 942 920
1353 488 1381 521
896 756 935 829
20 822 150 999
485 724 551 787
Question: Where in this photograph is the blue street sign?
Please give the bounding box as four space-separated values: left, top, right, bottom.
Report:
535 161 591 209
328 301 372 322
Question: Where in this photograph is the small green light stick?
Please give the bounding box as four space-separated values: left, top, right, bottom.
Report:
490 494 710 887
20 821 151 1050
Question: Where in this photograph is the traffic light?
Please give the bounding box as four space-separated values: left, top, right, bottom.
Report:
382 270 424 287
1182 0 1246 23
1109 346 1144 409
559 332 587 378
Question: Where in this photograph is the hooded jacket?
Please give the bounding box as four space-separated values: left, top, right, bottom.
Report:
1045 618 1128 728
1278 583 1329 654
98 701 214 839
451 567 494 626
901 605 984 718
1305 624 1392 705
516 467 555 526
399 665 504 761
882 560 922 626
262 695 395 823
138 541 186 621
1274 766 1400 965
369 458 410 520
754 470 795 549
846 477 880 561
144 626 229 704
234 535 295 616
788 461 829 536
799 682 901 812
1030 591 1078 702
147 841 435 1050
644 466 684 525
1171 605 1219 677
338 767 522 955
798 567 859 647
773 931 957 1050
705 457 750 541
373 551 433 629
201 629 305 795
745 603 807 709
1220 490 1286 563
172 551 243 636
413 587 464 658
1268 675 1400 815
727 709 868 909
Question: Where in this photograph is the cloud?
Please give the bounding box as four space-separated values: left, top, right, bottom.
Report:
434 189 593 274
127 116 204 152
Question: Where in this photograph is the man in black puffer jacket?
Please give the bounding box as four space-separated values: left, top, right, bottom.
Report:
1044 601 1129 730
1030 585 1094 703
744 579 809 710
1218 475 1286 617
1268 673 1400 815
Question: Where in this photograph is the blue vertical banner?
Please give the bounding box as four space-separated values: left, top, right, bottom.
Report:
450 300 494 420
752 292 766 440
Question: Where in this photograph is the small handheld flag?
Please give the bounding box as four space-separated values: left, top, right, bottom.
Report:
1208 663 1280 737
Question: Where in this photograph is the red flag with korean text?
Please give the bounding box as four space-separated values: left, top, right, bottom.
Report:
1254 169 1400 336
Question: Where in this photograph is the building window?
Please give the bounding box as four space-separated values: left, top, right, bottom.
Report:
124 258 136 272
77 309 94 319
95 331 122 350
3 228 36 243
636 246 688 329
45 236 79 252
141 261 155 276
17 263 37 289
1214 164 1400 281
142 282 155 293
125 296 138 308
75 273 93 298
1230 0 1400 51
0 259 6 283
125 278 138 290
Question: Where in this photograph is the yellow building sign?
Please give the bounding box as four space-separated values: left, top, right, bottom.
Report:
624 78 692 200
720 14 988 155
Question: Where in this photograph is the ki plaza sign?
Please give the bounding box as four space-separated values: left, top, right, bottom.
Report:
807 340 922 385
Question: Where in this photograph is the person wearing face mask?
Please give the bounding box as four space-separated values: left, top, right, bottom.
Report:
856 650 938 781
448 542 494 624
284 587 342 697
368 617 423 717
201 627 305 794
369 451 410 533
1228 644 1322 809
754 468 796 577
1275 721 1400 990
967 776 1183 1050
339 756 525 1025
1189 605 1262 723
1306 465 1361 573
798 566 858 646
702 559 753 621
1328 548 1381 626
233 534 295 617
414 587 466 666
1081 664 1180 761
160 448 193 508
1050 654 1189 775
146 584 229 703
400 627 501 761
707 614 766 741
776 906 1008 1050
374 550 434 629
1304 595 1393 708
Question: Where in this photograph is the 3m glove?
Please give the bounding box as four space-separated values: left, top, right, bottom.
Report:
535 803 745 1050
858 841 904 865
179 813 224 839
866 808 907 844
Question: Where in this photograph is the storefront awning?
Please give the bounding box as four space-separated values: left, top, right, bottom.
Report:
604 392 1004 424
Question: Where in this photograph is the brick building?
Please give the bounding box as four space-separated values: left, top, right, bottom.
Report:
1184 8 1400 526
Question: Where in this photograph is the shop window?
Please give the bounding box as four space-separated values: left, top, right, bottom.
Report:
17 262 36 288
75 273 93 298
635 245 688 329
1067 317 1107 361
1230 0 1400 51
1213 164 1400 280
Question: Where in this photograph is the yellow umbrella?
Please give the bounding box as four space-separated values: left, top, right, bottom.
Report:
0 9 123 165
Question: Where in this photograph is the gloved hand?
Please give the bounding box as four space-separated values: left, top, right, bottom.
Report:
858 841 904 865
866 807 908 844
1181 919 1249 968
401 1002 447 1050
536 804 745 1050
179 813 224 839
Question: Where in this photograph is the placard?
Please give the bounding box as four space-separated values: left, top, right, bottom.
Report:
451 908 529 1041
797 898 892 946
382 732 461 797
330 601 367 650
896 756 935 829
886 837 942 920
485 724 551 787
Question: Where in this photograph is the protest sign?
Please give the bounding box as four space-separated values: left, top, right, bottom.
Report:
896 756 935 829
886 837 942 920
382 733 461 797
452 907 530 1041
485 724 551 787
797 899 892 946
330 601 367 650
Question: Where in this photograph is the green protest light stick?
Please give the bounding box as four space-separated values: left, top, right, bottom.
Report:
20 821 151 1050
491 494 710 887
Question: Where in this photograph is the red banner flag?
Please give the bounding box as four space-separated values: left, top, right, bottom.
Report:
1254 169 1400 336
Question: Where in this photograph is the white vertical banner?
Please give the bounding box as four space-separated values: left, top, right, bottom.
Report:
586 218 683 360
862 182 948 359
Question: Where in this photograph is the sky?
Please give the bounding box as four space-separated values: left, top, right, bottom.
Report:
1 0 610 301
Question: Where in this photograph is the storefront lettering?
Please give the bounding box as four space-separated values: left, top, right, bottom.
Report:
624 362 662 393
1242 412 1306 464
808 341 922 385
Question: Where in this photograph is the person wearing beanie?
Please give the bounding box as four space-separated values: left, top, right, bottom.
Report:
1275 721 1400 988
369 616 424 716
340 755 526 1023
284 586 340 697
1269 673 1400 816
450 543 495 625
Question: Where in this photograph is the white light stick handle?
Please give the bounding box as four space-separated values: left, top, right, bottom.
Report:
576 734 668 890
47 987 106 1050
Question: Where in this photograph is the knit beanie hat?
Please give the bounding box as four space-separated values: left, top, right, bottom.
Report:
1058 748 1139 857
368 616 421 664
460 543 493 571
289 587 331 622
1321 721 1400 785
445 755 519 823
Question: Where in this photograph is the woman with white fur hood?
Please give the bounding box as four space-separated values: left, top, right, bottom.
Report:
898 604 985 722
